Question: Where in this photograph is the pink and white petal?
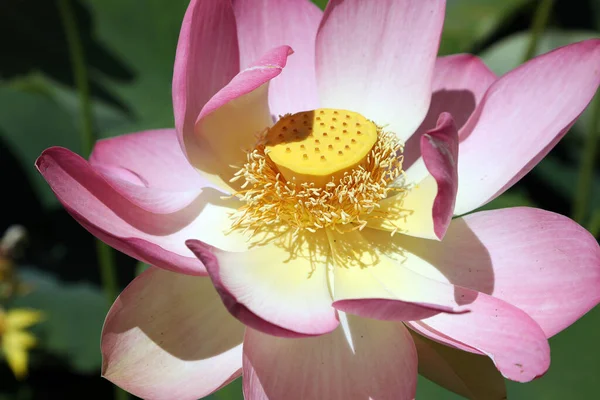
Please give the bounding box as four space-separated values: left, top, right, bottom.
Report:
329 229 469 320
102 267 244 400
36 148 249 276
234 0 322 115
186 230 338 338
410 330 507 400
89 129 213 213
90 129 206 191
316 0 445 142
333 228 550 382
85 169 202 215
407 319 481 354
368 113 459 240
400 207 600 338
454 39 600 215
186 46 293 192
243 314 417 400
404 54 497 172
173 0 239 161
409 294 550 382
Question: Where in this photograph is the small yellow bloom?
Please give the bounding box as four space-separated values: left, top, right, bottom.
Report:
0 308 43 379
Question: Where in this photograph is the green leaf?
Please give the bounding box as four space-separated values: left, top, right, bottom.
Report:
0 74 129 208
534 155 600 217
474 190 535 213
208 378 243 400
440 0 531 55
11 268 107 373
507 306 600 399
311 0 327 10
82 0 190 134
135 262 151 276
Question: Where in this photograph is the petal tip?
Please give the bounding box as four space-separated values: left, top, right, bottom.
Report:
420 113 459 240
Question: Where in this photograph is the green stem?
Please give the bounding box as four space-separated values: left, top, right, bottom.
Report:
58 0 120 303
589 208 600 238
573 94 600 224
96 240 119 304
523 0 554 62
58 0 94 156
58 2 126 398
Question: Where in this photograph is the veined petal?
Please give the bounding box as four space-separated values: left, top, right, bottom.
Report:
331 228 550 382
367 113 459 240
329 229 468 320
102 267 244 400
404 54 496 173
36 148 248 276
186 230 338 338
234 0 322 115
454 39 600 215
410 330 507 400
399 207 600 338
89 129 211 213
185 46 293 192
316 0 445 142
408 299 550 382
173 0 239 163
90 129 206 191
243 314 417 400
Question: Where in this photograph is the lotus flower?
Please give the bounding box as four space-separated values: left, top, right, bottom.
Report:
36 0 600 398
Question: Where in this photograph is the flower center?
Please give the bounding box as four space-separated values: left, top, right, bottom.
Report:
264 109 378 188
230 108 404 234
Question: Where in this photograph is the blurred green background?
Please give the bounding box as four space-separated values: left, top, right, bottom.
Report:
0 0 598 399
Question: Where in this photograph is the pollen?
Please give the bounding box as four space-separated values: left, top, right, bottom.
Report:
263 109 378 188
229 109 405 233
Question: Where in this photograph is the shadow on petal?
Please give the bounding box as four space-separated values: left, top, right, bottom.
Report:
103 269 244 362
243 314 418 400
393 218 496 303
404 89 476 170
102 268 244 399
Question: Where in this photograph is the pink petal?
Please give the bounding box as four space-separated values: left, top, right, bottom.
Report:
186 231 338 338
330 229 470 320
316 0 445 142
89 129 211 213
407 294 550 382
454 39 600 215
90 129 205 191
402 207 600 338
186 46 293 192
404 54 497 172
331 228 550 382
173 0 239 161
243 314 417 400
410 330 507 399
102 267 244 400
419 113 460 240
36 147 248 276
367 113 459 240
234 0 322 116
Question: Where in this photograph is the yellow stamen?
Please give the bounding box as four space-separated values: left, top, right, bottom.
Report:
230 109 405 233
264 109 378 188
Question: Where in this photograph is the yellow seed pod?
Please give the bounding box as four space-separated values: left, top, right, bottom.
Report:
265 109 378 187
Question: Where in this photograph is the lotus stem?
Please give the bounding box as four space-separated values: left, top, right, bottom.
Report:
523 0 554 62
